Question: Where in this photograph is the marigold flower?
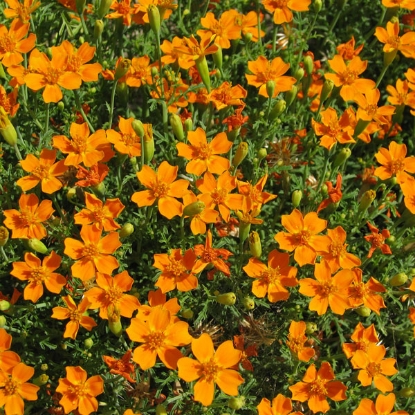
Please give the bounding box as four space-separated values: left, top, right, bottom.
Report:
132 161 189 219
64 224 121 281
342 323 380 359
336 36 364 60
106 0 143 26
209 82 247 110
0 85 19 116
236 11 265 42
233 335 257 372
257 393 302 415
103 350 136 383
364 222 392 258
289 362 347 413
53 122 113 168
126 307 192 370
383 0 415 8
17 149 68 194
262 0 311 24
386 78 415 107
243 249 298 302
317 174 344 213
173 33 218 65
401 178 415 214
245 56 296 98
0 328 21 373
3 193 54 240
74 192 125 231
136 288 180 323
348 268 386 315
0 362 39 415
153 248 198 293
286 321 315 362
75 163 109 187
352 88 395 124
299 262 354 315
274 209 331 267
350 343 398 393
56 366 104 415
84 271 140 319
409 307 415 336
125 55 153 88
10 251 66 303
177 333 244 406
51 296 97 340
238 174 277 211
3 0 41 23
375 20 415 58
353 392 409 415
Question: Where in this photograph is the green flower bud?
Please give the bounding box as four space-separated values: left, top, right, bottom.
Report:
57 101 65 111
242 296 255 310
170 113 185 141
355 306 371 317
294 67 305 81
213 45 223 72
0 226 9 247
313 0 323 13
195 56 211 93
215 292 236 306
0 300 10 311
269 100 286 120
232 142 249 168
228 396 245 410
320 79 334 104
114 58 131 81
132 119 145 138
0 315 6 328
353 119 370 139
358 190 376 214
94 19 104 41
303 55 314 76
184 117 193 132
266 80 275 98
292 190 302 208
284 85 298 107
92 181 106 198
389 273 408 287
183 201 205 217
148 4 161 38
33 374 49 386
97 0 112 18
84 338 94 349
0 63 6 79
0 108 17 146
257 148 267 161
156 404 168 415
119 223 134 238
27 239 48 254
244 32 253 42
41 364 48 371
333 147 351 169
181 308 194 319
248 231 262 258
108 320 122 337
305 322 318 334
66 187 77 202
76 0 86 14
399 388 415 398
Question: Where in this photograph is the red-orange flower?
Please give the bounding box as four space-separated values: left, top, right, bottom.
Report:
286 321 315 362
103 350 136 383
233 335 257 372
342 323 380 360
64 224 121 281
3 193 54 240
364 222 392 258
289 362 347 414
317 174 343 213
177 333 244 406
10 251 66 303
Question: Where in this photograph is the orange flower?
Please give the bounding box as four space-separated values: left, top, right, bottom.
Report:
299 262 354 315
197 171 244 222
286 321 315 362
383 0 415 8
173 33 218 66
177 333 244 406
126 307 192 370
258 394 302 415
375 20 415 58
0 19 35 67
0 362 39 415
374 141 415 184
64 224 121 281
245 56 296 98
352 88 395 124
409 307 415 337
177 127 232 176
243 249 298 302
125 55 153 88
56 366 104 415
74 192 125 232
274 209 331 267
17 149 68 194
386 78 415 107
106 0 142 26
353 393 409 415
132 161 189 219
325 55 376 101
238 174 277 211
153 248 198 293
209 82 247 110
401 178 415 214
10 251 66 303
336 36 364 60
198 10 241 49
350 343 398 393
23 48 82 103
262 0 311 24
342 323 380 359
0 328 21 373
233 335 257 372
84 271 140 319
311 108 355 150
3 0 41 23
51 295 97 339
103 350 136 383
317 174 343 214
0 84 19 116
321 226 361 273
107 117 142 158
3 193 54 239
348 268 386 315
161 37 194 69
53 122 113 167
75 163 109 187
290 362 347 413
193 230 232 276
235 11 265 42
136 288 181 323
364 222 392 258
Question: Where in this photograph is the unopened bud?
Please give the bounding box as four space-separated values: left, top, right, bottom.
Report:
0 300 10 311
156 404 168 415
114 58 131 81
84 338 94 349
257 148 267 161
292 190 303 208
266 80 275 98
184 117 193 132
228 396 245 410
108 319 122 337
97 0 112 18
284 85 298 107
358 190 376 213
0 63 6 79
41 364 48 371
0 226 9 247
181 308 194 319
320 79 334 104
0 315 6 328
294 67 305 81
399 388 415 398
232 142 249 168
215 292 236 306
269 100 286 120
242 296 255 310
92 181 106 199
143 126 154 164
66 187 77 202
0 108 17 146
132 119 145 138
313 0 323 13
213 46 223 72
353 119 371 139
94 20 104 41
76 0 86 14
389 273 408 287
248 231 261 258
355 306 371 317
33 374 49 386
170 114 185 141
303 55 314 76
333 147 351 168
119 223 134 238
148 4 161 38
183 201 205 217
27 239 48 254
305 322 318 334
195 56 211 93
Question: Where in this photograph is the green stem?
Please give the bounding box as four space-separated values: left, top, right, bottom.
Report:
180 217 185 252
109 81 118 127
13 144 22 161
316 149 331 192
0 246 8 263
256 0 264 55
79 10 89 36
44 103 50 133
74 90 95 132
375 64 389 88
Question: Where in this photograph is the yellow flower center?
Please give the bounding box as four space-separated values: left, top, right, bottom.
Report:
45 68 62 85
105 285 123 306
329 241 346 257
3 377 18 396
0 34 16 54
339 70 358 85
287 335 306 354
146 331 165 350
387 35 400 50
389 159 404 175
195 143 213 160
152 181 169 199
29 267 47 285
202 248 218 264
327 119 341 138
166 257 186 277
69 308 82 322
317 281 336 297
66 55 83 72
68 383 88 398
200 357 219 382
32 164 50 180
117 1 131 15
364 104 378 118
18 211 36 227
294 229 311 245
121 133 140 147
92 208 106 223
366 362 382 377
260 267 281 285
211 188 227 205
82 243 99 260
71 134 88 153
349 281 368 300
310 378 328 396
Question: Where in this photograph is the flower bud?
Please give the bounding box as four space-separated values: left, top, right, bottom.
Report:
269 100 286 120
248 231 262 258
228 396 245 410
76 0 86 14
399 388 415 398
389 273 408 287
92 181 106 198
355 306 371 317
183 201 205 217
195 56 211 93
284 85 298 107
353 119 370 139
303 55 314 76
266 80 275 98
181 308 194 319
292 190 302 208
148 4 161 38
132 119 145 138
238 221 250 243
294 67 305 82
41 364 48 371
0 226 9 247
320 79 334 104
0 300 10 311
0 315 6 328
358 190 376 214
156 404 168 415
114 58 131 81
313 0 323 13
244 32 253 42
215 292 236 306
143 128 155 164
232 142 249 168
0 108 17 146
27 239 48 254
119 223 134 238
242 296 255 310
184 117 193 132
384 49 397 67
97 0 112 18
108 319 122 337
213 45 223 72
170 113 185 141
33 374 49 386
116 81 128 105
305 322 318 334
333 147 351 169
84 338 94 349
94 19 104 41
0 63 6 79
66 187 77 202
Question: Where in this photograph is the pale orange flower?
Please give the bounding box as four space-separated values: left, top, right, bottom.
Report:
209 82 247 110
125 55 153 88
64 224 121 281
3 193 54 240
262 0 311 24
0 328 21 373
177 333 244 406
3 0 41 23
352 88 395 124
17 149 68 194
375 20 415 57
342 323 380 359
235 11 265 42
238 174 277 211
257 394 302 415
11 251 66 303
353 393 409 415
286 321 315 362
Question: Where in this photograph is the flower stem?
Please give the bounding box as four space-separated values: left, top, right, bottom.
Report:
0 246 8 263
109 81 118 127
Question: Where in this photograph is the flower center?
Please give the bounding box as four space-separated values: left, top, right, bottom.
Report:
388 35 400 49
29 267 46 285
0 35 16 54
330 241 345 257
72 134 88 153
210 188 227 205
202 248 218 264
261 267 281 285
317 281 336 297
105 286 123 306
66 55 83 72
118 2 131 15
294 230 311 245
287 335 306 353
45 68 62 85
121 133 140 147
18 211 36 227
310 378 328 396
92 208 106 223
370 234 385 248
82 243 99 260
152 181 169 199
69 308 81 322
166 258 186 277
195 143 213 160
339 70 357 85
349 281 367 299
3 377 18 396
200 357 219 382
32 164 50 180
146 331 165 349
389 159 404 175
68 383 87 398
366 362 382 377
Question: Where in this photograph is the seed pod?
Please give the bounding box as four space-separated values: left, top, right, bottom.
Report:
0 108 17 146
292 190 302 208
0 226 9 247
333 148 351 169
148 4 161 38
94 19 104 41
358 190 376 214
355 306 371 317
